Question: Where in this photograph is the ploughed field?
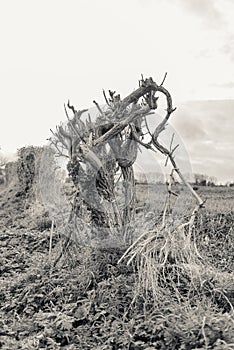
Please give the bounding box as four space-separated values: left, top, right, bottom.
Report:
0 183 234 349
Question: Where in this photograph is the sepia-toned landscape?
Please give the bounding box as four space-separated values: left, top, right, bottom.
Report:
1 1 234 349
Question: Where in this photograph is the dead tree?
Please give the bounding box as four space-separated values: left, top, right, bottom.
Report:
49 76 203 247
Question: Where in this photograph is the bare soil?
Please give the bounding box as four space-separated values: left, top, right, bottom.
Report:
0 184 234 349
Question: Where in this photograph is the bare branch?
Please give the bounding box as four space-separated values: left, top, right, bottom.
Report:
67 100 77 115
165 133 179 167
130 124 156 152
160 72 167 86
93 100 105 117
64 103 86 144
153 137 204 206
103 89 110 106
93 106 152 146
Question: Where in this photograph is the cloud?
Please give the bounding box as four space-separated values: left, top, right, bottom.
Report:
135 99 234 182
220 35 234 61
173 107 207 141
212 81 234 89
176 0 225 29
170 99 234 182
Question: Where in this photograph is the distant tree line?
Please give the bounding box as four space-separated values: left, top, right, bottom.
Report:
193 174 217 187
135 172 219 187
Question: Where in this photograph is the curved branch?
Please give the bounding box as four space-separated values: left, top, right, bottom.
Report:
129 124 155 151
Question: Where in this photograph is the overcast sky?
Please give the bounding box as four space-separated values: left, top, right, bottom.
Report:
0 0 233 183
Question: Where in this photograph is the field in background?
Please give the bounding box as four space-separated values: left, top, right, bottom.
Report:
136 184 234 273
136 183 234 213
0 182 234 349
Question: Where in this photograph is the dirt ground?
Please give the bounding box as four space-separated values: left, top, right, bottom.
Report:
0 183 234 349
